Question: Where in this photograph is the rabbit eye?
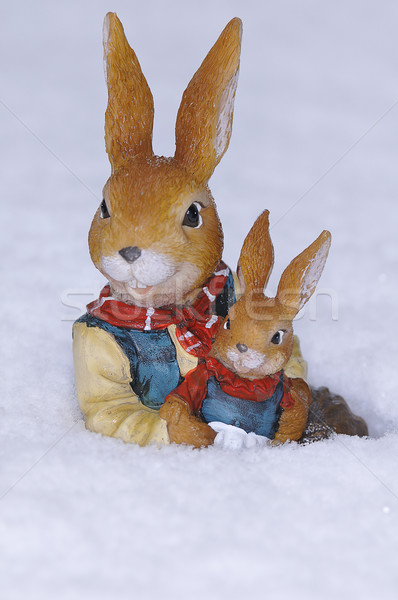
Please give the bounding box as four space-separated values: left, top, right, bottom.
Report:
100 198 110 219
183 202 202 228
223 318 231 330
271 330 285 345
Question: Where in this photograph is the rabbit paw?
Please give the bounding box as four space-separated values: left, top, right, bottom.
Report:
160 396 216 448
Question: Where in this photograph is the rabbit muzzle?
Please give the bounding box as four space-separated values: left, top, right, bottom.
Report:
102 249 176 289
226 347 265 374
223 346 287 378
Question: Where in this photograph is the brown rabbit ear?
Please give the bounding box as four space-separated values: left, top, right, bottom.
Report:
103 13 154 171
174 18 242 184
277 230 332 315
237 210 274 294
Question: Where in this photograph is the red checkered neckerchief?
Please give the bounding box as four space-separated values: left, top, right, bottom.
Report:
86 262 231 358
205 357 293 406
166 357 295 413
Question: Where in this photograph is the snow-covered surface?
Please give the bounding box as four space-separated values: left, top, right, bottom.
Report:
2 1 398 598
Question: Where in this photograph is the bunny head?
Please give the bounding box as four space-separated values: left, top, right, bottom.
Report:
211 211 331 379
88 14 242 308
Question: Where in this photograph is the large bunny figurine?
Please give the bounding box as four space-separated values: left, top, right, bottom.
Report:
161 211 368 448
73 14 252 445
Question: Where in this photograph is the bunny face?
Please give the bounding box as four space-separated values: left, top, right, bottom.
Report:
89 158 223 308
211 297 294 379
209 210 331 380
90 14 242 309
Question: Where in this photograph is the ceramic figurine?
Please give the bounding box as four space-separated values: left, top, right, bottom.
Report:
73 13 245 445
73 14 367 448
160 210 368 448
160 210 328 447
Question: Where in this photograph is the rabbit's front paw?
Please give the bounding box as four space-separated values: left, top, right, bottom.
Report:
160 396 216 448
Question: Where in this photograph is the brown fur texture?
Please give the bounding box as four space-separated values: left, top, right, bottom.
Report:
159 396 216 447
175 18 242 183
89 14 242 310
275 378 312 443
277 230 332 314
103 13 154 169
237 208 274 295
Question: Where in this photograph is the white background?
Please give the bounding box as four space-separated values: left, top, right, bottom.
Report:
2 1 398 598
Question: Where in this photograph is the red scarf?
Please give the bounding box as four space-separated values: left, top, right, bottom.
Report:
167 357 294 412
86 262 230 358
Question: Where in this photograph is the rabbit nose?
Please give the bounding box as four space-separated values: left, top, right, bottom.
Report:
236 343 248 353
119 246 142 263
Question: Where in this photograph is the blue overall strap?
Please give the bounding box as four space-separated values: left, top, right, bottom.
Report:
76 314 181 410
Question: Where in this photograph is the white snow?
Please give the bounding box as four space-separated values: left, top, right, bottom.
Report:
2 1 398 599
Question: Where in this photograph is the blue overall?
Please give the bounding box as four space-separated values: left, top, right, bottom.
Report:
200 373 286 440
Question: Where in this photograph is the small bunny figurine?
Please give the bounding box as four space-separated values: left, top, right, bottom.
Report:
73 14 248 445
160 210 332 448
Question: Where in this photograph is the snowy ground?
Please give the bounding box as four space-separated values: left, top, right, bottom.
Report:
2 0 398 598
